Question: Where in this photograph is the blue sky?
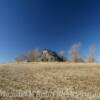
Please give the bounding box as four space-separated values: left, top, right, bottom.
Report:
0 0 100 63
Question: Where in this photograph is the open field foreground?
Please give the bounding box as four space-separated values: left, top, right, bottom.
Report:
0 63 100 100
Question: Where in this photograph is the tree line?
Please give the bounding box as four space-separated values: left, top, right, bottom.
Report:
15 43 96 63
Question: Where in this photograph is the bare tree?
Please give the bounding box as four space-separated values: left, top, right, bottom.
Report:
87 44 96 63
15 49 41 62
15 54 28 63
69 42 82 63
59 50 66 61
26 49 41 62
59 50 64 57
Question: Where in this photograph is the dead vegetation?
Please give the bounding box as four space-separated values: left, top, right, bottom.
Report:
0 63 99 100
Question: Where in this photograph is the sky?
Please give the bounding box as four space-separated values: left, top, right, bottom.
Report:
0 0 100 63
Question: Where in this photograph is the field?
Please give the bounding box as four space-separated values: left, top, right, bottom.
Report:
0 62 100 100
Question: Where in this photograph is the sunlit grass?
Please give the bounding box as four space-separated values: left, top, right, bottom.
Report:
0 62 100 100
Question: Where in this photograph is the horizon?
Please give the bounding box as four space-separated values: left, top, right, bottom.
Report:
0 0 100 63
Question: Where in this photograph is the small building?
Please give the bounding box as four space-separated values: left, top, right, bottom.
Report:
38 49 64 62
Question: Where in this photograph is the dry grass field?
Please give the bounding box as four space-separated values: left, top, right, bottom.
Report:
0 62 100 100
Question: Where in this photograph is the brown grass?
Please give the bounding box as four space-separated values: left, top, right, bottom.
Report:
0 62 100 100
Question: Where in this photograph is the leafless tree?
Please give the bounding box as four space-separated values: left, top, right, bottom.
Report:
87 44 96 63
15 54 28 62
69 42 82 63
59 50 64 57
59 50 66 61
15 49 41 62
